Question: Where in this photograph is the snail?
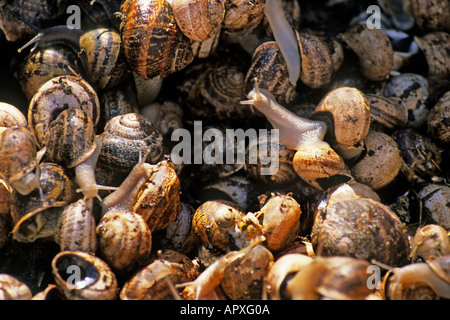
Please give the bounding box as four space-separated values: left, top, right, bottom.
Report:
119 0 194 80
10 162 77 243
140 100 184 136
31 284 64 300
192 199 246 253
310 86 371 160
285 256 376 300
241 81 352 191
381 256 450 300
264 253 314 300
0 102 27 128
220 244 274 300
338 24 394 82
0 183 12 250
409 224 450 263
28 75 101 149
51 250 118 300
168 0 225 42
365 94 408 133
411 0 450 32
97 113 163 175
120 249 199 300
415 31 450 79
0 126 41 195
350 130 403 190
54 198 98 254
96 209 152 274
0 274 33 300
311 197 410 267
427 90 450 143
254 193 302 252
418 183 450 230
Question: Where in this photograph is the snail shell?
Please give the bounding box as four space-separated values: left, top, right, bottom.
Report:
120 0 194 79
297 32 334 89
0 274 33 300
265 253 313 300
31 284 64 300
311 86 371 159
381 73 430 128
256 194 301 252
18 45 83 101
366 94 408 133
220 244 274 300
415 32 450 79
0 103 27 128
311 198 410 267
98 113 163 173
120 250 198 300
96 209 152 274
45 108 96 168
54 198 98 254
427 90 450 143
192 200 246 252
392 127 443 184
244 41 297 105
10 162 77 243
0 126 40 195
28 75 100 148
410 224 450 263
286 256 375 300
338 24 393 82
169 0 225 42
418 184 450 230
382 257 450 300
140 100 184 136
412 0 450 32
79 28 127 90
0 183 11 250
222 0 265 32
51 250 118 300
132 160 181 233
350 130 403 190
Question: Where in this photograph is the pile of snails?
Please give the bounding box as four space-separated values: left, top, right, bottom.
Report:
0 0 449 300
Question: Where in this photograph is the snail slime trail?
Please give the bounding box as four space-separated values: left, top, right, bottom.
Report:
170 121 280 175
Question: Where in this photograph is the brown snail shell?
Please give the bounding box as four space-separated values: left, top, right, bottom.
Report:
411 0 450 32
0 274 33 300
28 75 100 148
311 86 371 159
79 28 127 90
220 244 274 300
0 102 27 128
51 250 118 300
0 126 40 195
382 257 450 300
45 108 96 168
0 183 12 250
96 209 152 274
120 0 194 79
255 193 301 252
286 256 375 300
415 32 450 79
98 113 163 173
18 45 83 101
311 198 410 267
222 0 265 32
351 130 403 190
366 94 408 133
381 73 430 128
132 160 181 233
418 184 450 230
10 162 76 243
392 127 443 185
338 24 393 82
326 181 380 207
297 32 334 89
120 250 198 300
244 41 297 105
192 200 246 252
54 198 98 254
427 90 450 143
265 253 314 300
31 284 65 300
410 224 450 263
169 0 225 42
